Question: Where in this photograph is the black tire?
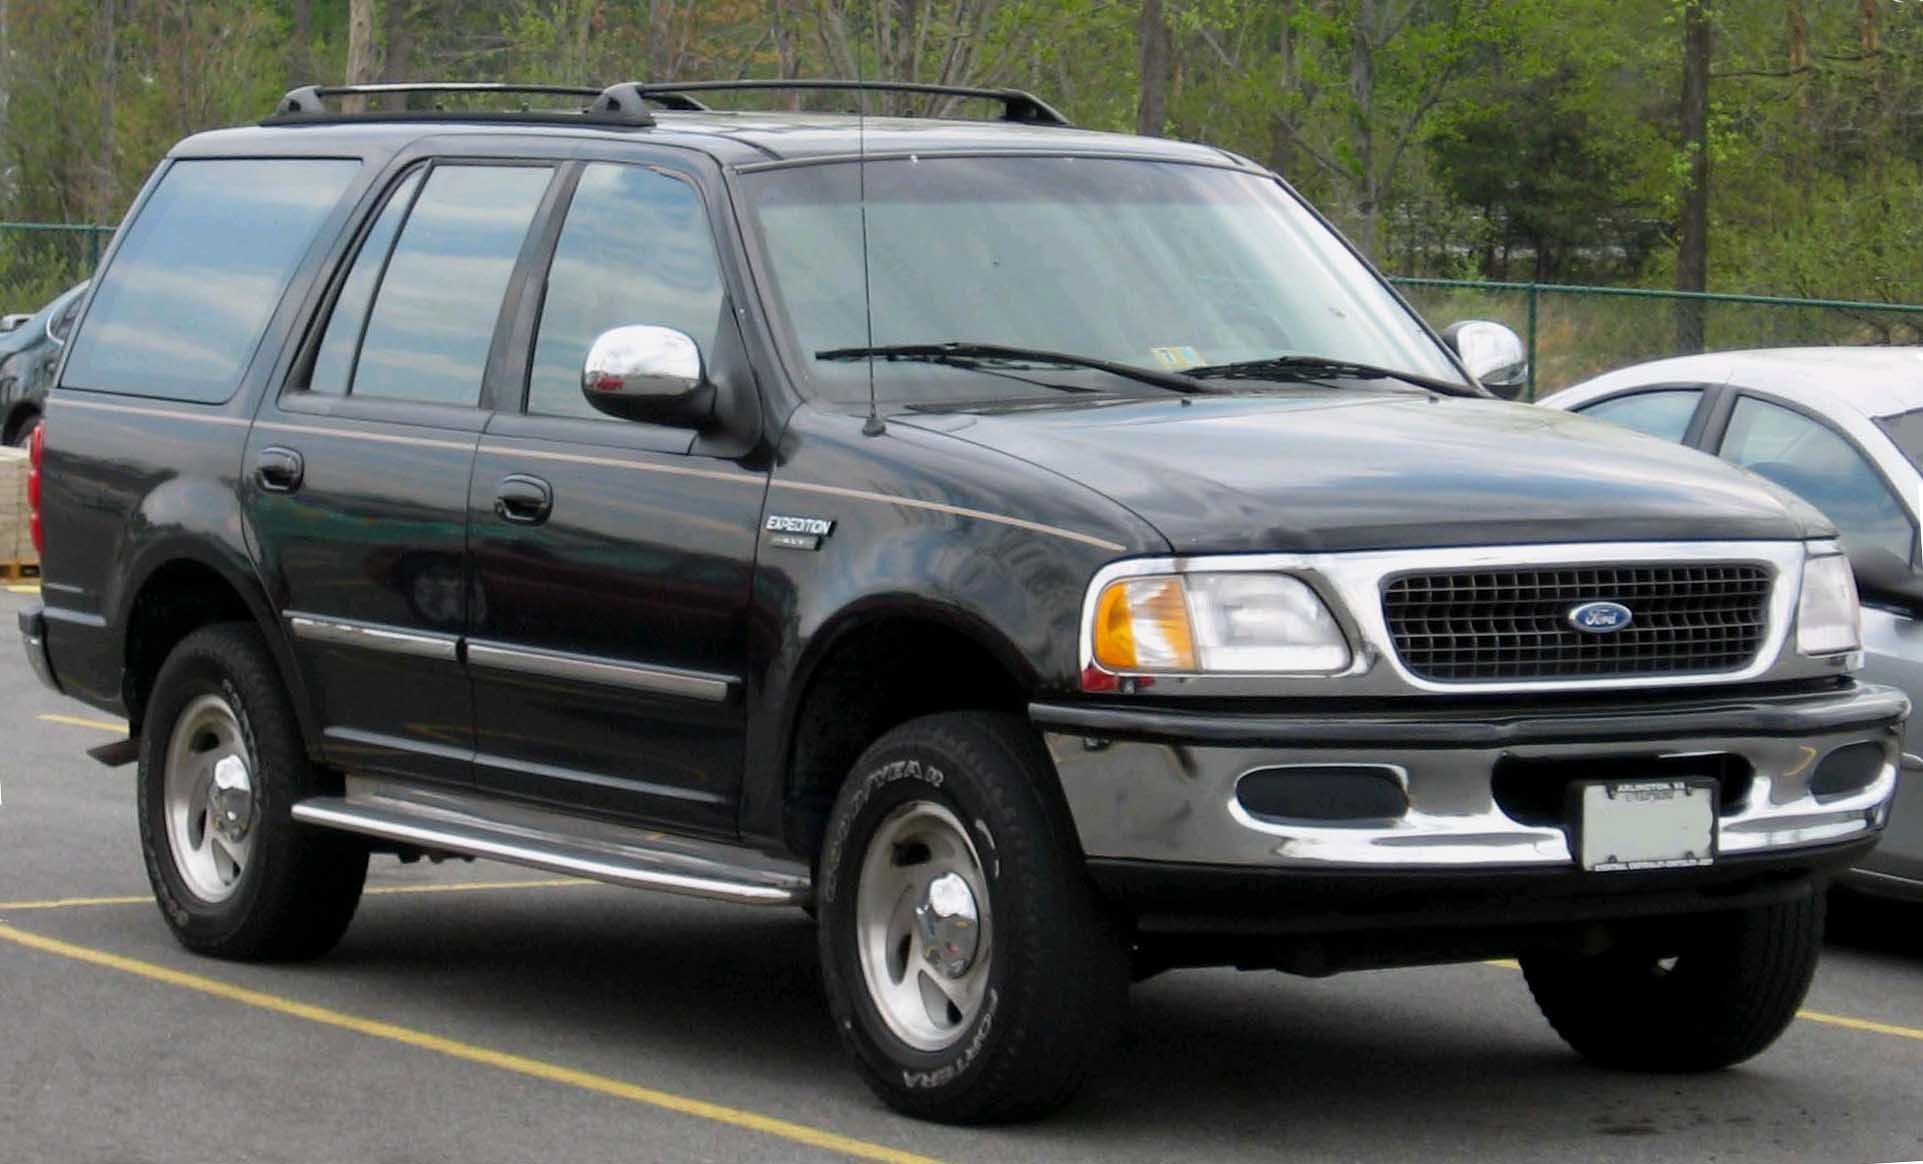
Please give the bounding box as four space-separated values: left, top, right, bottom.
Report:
137 622 367 961
1522 892 1825 1072
817 711 1127 1124
7 416 36 449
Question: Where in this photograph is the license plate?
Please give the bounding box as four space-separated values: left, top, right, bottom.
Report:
1575 780 1716 872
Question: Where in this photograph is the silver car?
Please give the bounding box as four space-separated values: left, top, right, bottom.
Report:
1542 348 1923 902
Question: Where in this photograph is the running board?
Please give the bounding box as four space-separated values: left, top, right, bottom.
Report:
292 779 810 906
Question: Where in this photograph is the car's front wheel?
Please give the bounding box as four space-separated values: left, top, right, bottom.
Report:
138 623 368 961
1522 892 1824 1071
817 712 1127 1123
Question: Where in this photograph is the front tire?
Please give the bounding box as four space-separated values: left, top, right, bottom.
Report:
817 712 1127 1124
138 623 367 961
1522 893 1824 1072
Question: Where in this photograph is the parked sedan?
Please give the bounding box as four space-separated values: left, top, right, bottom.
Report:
0 281 87 447
1542 347 1923 901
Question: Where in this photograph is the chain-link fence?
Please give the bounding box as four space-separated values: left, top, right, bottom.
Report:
0 223 114 316
1392 277 1923 401
7 222 1923 401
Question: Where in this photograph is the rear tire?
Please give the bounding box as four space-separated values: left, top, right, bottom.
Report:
137 623 367 961
7 415 36 449
1522 892 1824 1072
817 711 1127 1123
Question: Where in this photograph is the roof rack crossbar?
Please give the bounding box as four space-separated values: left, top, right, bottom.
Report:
269 82 713 127
623 80 1071 126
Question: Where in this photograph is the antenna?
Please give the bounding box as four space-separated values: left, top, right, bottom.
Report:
857 12 884 437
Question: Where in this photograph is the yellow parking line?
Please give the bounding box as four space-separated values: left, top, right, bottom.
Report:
0 877 592 913
0 894 152 911
1481 958 1923 1045
4 583 38 595
36 712 127 733
1798 1010 1923 1043
0 921 940 1164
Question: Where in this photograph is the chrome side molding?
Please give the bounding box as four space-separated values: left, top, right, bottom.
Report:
466 639 731 703
287 614 458 662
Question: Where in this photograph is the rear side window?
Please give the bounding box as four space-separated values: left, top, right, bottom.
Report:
62 158 358 402
307 168 425 395
349 165 552 406
1577 388 1702 443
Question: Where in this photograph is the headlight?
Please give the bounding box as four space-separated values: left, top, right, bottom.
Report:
1090 573 1350 676
1797 551 1862 656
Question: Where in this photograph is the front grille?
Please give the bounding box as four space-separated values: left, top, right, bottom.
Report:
1382 563 1772 683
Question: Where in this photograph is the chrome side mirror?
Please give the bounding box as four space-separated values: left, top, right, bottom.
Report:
581 325 715 427
1442 320 1529 400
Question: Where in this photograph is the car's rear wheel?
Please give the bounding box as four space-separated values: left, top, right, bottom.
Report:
6 415 37 448
138 623 367 961
1521 892 1824 1071
817 711 1127 1123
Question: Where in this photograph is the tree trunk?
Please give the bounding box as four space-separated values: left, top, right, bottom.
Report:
1675 0 1711 353
1267 0 1297 175
289 0 312 88
1135 0 1170 137
383 3 414 110
773 0 801 109
1859 0 1880 55
95 0 116 223
343 0 376 113
1349 0 1379 258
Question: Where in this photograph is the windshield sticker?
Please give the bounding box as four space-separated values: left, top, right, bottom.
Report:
1150 346 1204 370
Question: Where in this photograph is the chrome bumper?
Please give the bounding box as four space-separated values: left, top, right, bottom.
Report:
1035 684 1907 871
17 603 58 693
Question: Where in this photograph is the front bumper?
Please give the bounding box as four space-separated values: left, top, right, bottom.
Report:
1033 681 1906 874
17 603 59 693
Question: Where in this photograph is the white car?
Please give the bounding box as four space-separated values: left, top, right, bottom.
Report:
1543 348 1923 903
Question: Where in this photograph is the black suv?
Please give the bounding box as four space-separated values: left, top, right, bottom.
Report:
17 81 1907 1123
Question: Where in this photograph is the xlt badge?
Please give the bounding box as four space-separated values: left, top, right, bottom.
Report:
766 514 835 551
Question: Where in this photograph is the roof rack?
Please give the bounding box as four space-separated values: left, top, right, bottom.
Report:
266 82 711 128
621 80 1070 126
264 79 1070 129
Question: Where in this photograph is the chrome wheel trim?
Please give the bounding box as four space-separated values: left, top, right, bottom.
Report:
854 800 994 1053
162 693 255 903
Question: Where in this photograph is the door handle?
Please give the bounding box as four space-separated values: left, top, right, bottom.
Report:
255 446 304 494
495 474 553 525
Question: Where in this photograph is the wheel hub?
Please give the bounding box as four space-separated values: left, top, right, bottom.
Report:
208 755 254 844
915 871 981 979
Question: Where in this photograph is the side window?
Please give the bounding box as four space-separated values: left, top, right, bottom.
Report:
61 158 359 402
1577 388 1702 443
525 163 727 420
1719 395 1915 561
351 165 552 407
48 287 86 344
306 168 425 395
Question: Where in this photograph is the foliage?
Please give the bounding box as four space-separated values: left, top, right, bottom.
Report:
3 0 1923 345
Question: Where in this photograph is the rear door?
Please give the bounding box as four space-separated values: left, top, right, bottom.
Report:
464 157 765 835
245 159 562 787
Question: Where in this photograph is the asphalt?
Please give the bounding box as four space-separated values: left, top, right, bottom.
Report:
2 585 1920 1164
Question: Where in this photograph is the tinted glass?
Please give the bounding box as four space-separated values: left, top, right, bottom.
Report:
1720 396 1914 560
527 164 726 419
1579 388 1701 443
352 165 551 406
61 158 358 402
49 283 87 343
308 169 424 395
740 157 1465 405
1875 408 1923 474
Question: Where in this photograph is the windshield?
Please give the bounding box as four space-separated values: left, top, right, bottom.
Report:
737 156 1466 404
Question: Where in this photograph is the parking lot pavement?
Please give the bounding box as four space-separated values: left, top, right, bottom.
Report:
3 586 1921 1164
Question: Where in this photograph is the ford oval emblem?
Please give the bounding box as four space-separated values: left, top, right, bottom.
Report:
1568 601 1633 634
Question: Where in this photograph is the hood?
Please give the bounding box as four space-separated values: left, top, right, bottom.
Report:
894 391 1830 553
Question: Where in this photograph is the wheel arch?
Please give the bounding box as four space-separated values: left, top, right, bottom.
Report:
118 547 314 751
776 596 1047 861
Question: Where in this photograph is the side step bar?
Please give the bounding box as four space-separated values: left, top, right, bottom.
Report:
292 780 810 907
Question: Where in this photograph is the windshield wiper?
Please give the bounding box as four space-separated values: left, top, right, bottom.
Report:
816 342 1211 396
1183 355 1477 398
